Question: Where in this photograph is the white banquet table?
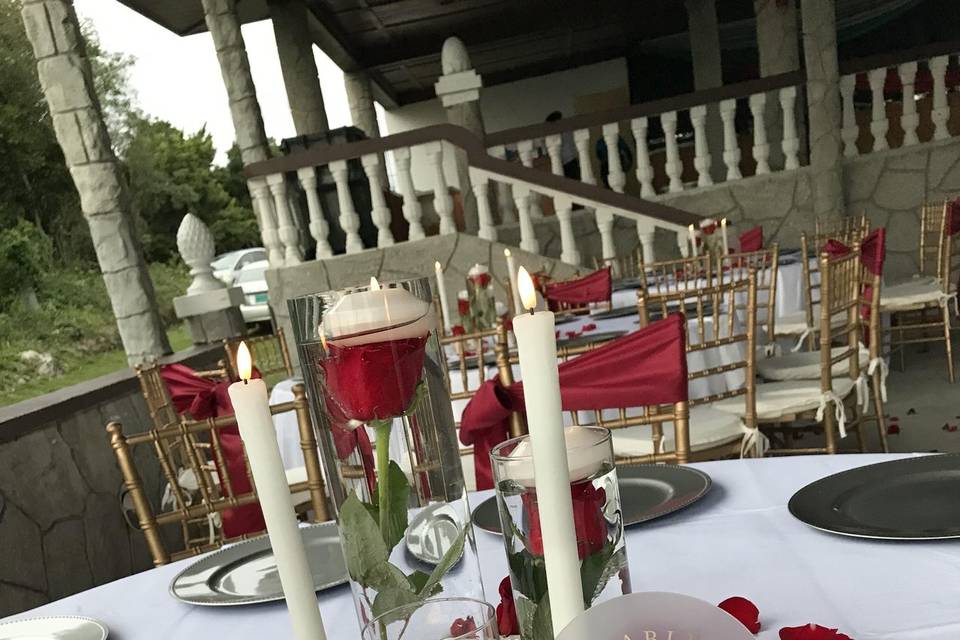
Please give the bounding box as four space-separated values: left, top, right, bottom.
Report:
8 453 958 640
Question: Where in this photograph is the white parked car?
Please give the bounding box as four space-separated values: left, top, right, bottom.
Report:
234 260 271 324
212 247 267 285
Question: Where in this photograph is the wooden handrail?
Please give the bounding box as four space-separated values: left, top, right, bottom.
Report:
484 70 805 148
243 123 702 229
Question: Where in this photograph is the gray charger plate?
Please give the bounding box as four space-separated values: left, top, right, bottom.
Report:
0 617 108 640
788 454 960 540
589 306 638 321
170 521 347 606
557 330 626 349
472 464 711 535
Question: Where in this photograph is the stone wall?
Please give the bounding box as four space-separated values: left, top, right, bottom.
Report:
266 233 581 368
0 346 222 617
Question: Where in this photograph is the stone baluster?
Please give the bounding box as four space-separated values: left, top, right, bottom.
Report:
689 105 713 187
839 74 859 158
748 93 771 175
602 123 627 193
898 61 920 146
595 208 616 261
630 117 656 197
930 55 951 141
554 195 581 265
636 221 656 264
719 99 742 180
516 140 543 218
662 111 684 192
868 67 890 152
361 153 394 247
512 184 539 254
488 145 515 223
423 141 456 234
779 86 800 170
296 167 333 259
545 134 564 176
248 178 284 266
329 160 364 253
677 233 690 259
573 128 598 186
266 173 303 266
470 170 497 242
392 147 425 240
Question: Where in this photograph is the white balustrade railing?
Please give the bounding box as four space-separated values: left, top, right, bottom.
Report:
839 51 960 156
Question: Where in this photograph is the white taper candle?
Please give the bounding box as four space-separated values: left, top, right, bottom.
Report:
228 343 326 640
434 261 452 332
505 248 522 316
720 218 730 255
688 224 699 257
511 267 585 635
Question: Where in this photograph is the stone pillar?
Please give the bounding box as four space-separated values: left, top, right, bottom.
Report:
435 36 482 234
268 0 328 136
344 71 388 185
20 0 171 365
800 0 844 221
755 0 801 169
685 0 725 183
173 214 246 344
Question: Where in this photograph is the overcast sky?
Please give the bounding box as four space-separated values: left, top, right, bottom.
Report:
73 0 354 163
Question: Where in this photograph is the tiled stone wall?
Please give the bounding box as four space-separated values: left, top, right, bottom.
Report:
0 346 222 617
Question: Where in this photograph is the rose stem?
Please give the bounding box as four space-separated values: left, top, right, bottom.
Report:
374 420 392 539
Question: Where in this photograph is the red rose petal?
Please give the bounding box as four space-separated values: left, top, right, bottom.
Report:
887 424 901 435
450 615 477 637
779 623 852 640
496 577 520 636
718 596 761 634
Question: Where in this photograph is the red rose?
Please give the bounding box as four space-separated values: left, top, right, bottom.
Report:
719 596 761 634
452 325 466 336
458 299 471 316
779 624 852 640
471 273 492 288
702 223 717 235
320 336 428 423
521 478 607 558
450 615 477 638
496 576 520 636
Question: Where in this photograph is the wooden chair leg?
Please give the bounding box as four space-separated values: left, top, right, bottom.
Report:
872 371 889 453
944 305 956 384
823 409 837 454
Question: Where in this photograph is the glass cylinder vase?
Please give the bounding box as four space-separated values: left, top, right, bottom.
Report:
288 277 484 634
491 426 630 640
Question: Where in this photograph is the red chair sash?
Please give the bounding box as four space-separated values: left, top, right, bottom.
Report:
948 199 960 236
460 314 689 489
739 226 763 252
544 267 612 309
820 228 886 334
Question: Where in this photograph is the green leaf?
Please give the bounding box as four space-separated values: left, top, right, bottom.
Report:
379 460 410 552
419 525 466 597
370 586 422 627
508 550 548 601
366 561 413 593
531 592 554 640
516 596 538 640
339 492 388 587
579 541 615 605
405 570 441 597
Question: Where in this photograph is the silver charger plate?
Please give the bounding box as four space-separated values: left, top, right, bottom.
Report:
169 521 348 606
589 306 637 321
0 616 108 640
788 454 960 540
405 502 468 565
472 464 711 535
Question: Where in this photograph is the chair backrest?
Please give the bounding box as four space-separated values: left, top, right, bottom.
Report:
134 362 180 431
639 254 714 296
106 383 328 566
224 329 294 384
717 245 779 345
815 213 869 244
818 245 863 392
919 200 947 278
594 247 643 279
637 273 757 430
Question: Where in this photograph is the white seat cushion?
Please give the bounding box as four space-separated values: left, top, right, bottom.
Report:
710 378 856 421
611 406 745 458
757 346 869 381
880 278 944 311
774 311 809 336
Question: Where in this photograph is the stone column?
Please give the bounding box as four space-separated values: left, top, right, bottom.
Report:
800 0 844 221
344 71 388 185
685 0 726 183
755 0 801 169
20 0 171 365
268 0 328 136
435 36 482 234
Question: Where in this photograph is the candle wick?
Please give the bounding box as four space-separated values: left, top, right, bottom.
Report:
529 307 535 316
243 379 249 385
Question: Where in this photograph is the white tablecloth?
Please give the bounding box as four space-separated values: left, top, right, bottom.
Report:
10 454 957 639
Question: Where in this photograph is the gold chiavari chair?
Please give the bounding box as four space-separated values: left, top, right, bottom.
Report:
635 272 760 460
718 245 779 353
134 363 180 432
714 247 868 454
224 329 294 386
881 200 957 382
107 383 329 566
440 320 525 488
815 213 869 242
638 254 714 297
594 247 643 280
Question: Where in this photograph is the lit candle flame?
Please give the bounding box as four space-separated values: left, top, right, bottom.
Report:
434 261 442 272
504 248 511 257
517 266 537 311
369 276 381 291
237 341 253 381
